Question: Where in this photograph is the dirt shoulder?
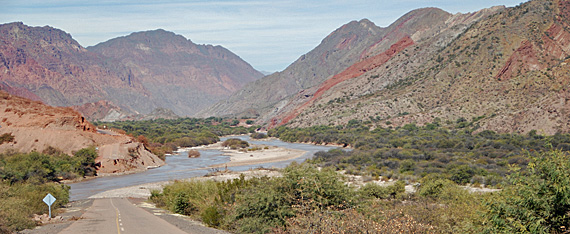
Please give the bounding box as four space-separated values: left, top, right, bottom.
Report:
19 200 93 234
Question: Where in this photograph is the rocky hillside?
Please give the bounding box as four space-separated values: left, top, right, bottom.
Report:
0 22 151 116
267 6 504 127
282 0 570 135
0 23 262 120
88 29 264 116
197 19 386 118
198 7 502 122
0 91 164 174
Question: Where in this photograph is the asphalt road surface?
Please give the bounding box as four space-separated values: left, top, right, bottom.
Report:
59 198 188 234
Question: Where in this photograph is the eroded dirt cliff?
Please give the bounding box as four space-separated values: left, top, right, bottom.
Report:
0 91 164 174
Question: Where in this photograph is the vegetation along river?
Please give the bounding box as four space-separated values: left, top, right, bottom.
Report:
69 135 338 200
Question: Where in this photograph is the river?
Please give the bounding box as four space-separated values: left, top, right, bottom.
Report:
69 135 338 200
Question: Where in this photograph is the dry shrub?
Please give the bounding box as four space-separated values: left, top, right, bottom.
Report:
136 135 149 146
277 207 435 234
187 150 200 158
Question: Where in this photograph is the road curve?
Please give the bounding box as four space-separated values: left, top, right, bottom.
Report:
59 198 188 234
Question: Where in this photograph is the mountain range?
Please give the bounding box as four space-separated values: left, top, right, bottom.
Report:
2 0 570 135
0 23 262 120
202 0 570 135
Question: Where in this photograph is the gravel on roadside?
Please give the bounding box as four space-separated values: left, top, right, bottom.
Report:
18 199 93 234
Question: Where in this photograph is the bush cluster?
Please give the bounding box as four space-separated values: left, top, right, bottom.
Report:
0 147 99 184
221 138 250 149
270 123 566 186
152 147 570 233
250 132 268 139
96 117 260 157
151 163 354 233
0 147 95 232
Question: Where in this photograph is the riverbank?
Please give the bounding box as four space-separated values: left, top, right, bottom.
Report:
88 169 281 199
180 141 307 168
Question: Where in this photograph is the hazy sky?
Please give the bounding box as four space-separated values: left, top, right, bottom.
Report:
1 0 527 72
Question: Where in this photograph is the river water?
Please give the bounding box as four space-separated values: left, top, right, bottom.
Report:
69 136 338 200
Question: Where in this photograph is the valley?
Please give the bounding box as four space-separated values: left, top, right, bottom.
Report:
2 0 570 233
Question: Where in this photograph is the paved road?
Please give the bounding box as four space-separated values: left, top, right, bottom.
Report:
59 198 188 234
96 129 120 136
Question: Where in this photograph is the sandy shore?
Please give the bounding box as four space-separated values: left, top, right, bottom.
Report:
180 142 307 168
213 146 306 167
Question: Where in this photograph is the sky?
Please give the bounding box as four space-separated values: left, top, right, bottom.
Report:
1 0 528 72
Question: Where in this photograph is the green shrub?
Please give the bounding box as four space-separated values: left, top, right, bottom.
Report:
418 178 460 200
0 182 69 232
281 163 354 210
232 179 293 233
251 132 268 139
172 193 195 215
399 159 416 173
448 164 476 184
72 147 99 177
482 150 570 233
149 189 165 207
359 181 405 200
201 205 222 227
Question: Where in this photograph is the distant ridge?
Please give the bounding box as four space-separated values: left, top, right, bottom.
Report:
89 29 264 116
0 23 263 120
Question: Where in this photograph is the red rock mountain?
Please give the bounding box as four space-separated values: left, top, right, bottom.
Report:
266 6 504 128
269 0 570 135
0 22 150 115
197 19 386 118
200 6 504 126
87 29 264 116
0 91 164 174
0 23 263 119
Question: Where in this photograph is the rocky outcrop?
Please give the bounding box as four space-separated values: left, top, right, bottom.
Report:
272 36 415 127
0 91 164 174
496 41 543 81
72 100 129 122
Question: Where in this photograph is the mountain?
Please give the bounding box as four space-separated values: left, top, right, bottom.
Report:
0 90 164 174
266 6 504 127
199 6 504 125
276 0 570 135
0 23 263 119
0 22 151 115
197 19 386 118
87 29 264 116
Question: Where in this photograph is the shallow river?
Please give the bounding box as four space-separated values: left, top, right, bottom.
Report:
69 136 338 200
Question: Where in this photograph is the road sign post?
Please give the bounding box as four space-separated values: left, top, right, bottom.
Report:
43 193 56 218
